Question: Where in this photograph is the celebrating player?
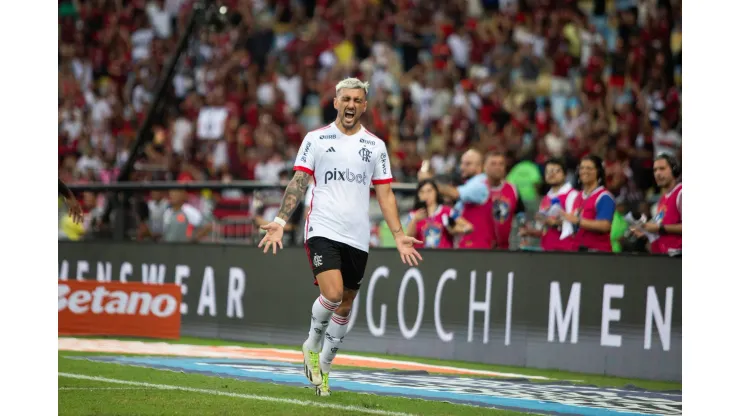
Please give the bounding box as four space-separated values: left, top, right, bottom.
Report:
258 78 423 397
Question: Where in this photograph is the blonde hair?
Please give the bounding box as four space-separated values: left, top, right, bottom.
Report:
335 77 369 96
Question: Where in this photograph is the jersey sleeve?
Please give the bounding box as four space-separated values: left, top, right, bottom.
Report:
456 175 489 205
595 193 616 221
372 143 393 185
293 134 317 175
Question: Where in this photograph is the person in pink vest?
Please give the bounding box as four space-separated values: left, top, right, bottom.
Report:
420 150 524 249
520 158 578 251
419 149 490 249
452 152 524 250
406 179 473 249
632 154 682 254
484 152 525 250
562 155 616 252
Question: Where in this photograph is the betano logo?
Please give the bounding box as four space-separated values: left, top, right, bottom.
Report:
58 284 178 318
58 280 182 339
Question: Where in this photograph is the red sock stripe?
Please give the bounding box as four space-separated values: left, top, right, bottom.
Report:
318 296 339 311
331 314 349 325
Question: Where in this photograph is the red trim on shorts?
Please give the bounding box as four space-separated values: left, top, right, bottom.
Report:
304 243 312 267
304 243 319 286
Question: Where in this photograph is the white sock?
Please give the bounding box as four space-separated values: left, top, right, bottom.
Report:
319 312 350 374
306 295 340 351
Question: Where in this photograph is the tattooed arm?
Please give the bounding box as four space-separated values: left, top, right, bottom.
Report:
259 170 312 254
276 170 312 223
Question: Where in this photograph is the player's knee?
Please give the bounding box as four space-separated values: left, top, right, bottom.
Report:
321 289 343 304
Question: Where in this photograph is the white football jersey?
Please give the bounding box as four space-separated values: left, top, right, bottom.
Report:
293 122 393 252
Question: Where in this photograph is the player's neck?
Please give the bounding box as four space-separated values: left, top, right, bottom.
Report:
488 177 502 187
426 203 438 215
334 120 362 136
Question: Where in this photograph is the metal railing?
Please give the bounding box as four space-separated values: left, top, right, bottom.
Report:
60 180 419 243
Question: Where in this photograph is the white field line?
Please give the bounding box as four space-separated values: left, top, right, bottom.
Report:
58 373 415 416
59 387 150 391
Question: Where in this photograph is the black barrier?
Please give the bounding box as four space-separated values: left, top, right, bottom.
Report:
58 242 681 381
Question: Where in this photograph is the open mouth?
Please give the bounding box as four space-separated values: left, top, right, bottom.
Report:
343 109 355 122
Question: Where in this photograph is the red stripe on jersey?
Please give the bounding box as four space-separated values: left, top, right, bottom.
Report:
309 124 332 133
372 178 393 185
365 129 381 140
294 166 314 176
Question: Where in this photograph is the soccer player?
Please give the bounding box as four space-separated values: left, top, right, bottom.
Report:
562 155 616 252
258 78 423 397
59 178 83 224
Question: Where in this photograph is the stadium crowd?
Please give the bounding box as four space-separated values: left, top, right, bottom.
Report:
58 0 681 254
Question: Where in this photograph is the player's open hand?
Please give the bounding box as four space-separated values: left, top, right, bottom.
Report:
258 222 284 255
65 197 84 224
394 235 423 266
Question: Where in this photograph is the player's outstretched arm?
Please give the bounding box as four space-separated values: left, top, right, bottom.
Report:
258 170 311 254
59 178 83 224
374 183 423 266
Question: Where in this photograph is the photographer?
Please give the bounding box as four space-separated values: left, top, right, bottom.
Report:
406 179 473 248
